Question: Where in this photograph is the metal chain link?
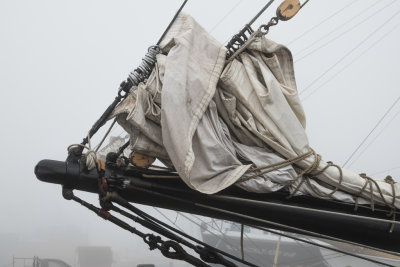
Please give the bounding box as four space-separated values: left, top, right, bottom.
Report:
257 16 280 35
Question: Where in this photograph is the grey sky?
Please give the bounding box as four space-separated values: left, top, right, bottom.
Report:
1 0 399 266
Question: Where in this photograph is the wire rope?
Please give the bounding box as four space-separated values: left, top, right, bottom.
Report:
301 19 400 101
299 9 400 96
371 166 400 177
179 212 266 266
209 0 245 33
348 107 400 168
342 95 400 168
152 208 262 266
189 215 269 265
287 0 361 45
294 0 392 59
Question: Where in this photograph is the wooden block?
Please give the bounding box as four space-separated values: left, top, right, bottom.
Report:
277 0 301 21
130 152 156 168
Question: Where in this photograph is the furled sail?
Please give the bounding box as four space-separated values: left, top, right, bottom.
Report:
111 13 398 209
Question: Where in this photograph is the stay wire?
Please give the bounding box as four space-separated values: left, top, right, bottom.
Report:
189 215 263 257
251 225 397 267
348 106 400 168
287 0 361 45
294 0 390 58
301 19 400 102
181 213 336 267
371 166 400 177
176 212 264 266
185 214 267 266
152 209 263 266
247 0 276 26
223 0 275 45
210 0 245 33
110 194 256 267
69 190 211 266
157 0 189 45
342 95 400 168
196 204 398 267
299 9 400 96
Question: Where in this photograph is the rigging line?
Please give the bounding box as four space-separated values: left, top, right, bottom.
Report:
371 166 400 177
189 215 270 265
152 208 185 232
177 212 265 266
252 226 398 267
112 200 241 266
247 0 276 26
209 0 245 33
348 107 400 168
186 216 268 263
222 0 275 44
193 217 264 259
342 95 400 168
301 19 400 102
294 0 388 58
146 208 258 267
299 9 400 96
157 0 189 45
197 204 398 267
296 0 397 63
196 202 400 257
287 0 362 45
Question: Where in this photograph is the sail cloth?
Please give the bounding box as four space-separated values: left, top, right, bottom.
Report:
112 13 399 208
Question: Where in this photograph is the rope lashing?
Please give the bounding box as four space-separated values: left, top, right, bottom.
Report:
243 147 398 215
68 119 117 170
241 149 314 181
242 149 325 199
67 143 97 171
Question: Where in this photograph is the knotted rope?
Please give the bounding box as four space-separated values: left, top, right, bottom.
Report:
68 118 117 170
242 147 398 226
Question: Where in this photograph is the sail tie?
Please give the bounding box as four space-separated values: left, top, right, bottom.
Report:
67 118 117 170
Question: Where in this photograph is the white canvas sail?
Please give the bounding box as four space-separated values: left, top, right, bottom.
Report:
111 13 398 209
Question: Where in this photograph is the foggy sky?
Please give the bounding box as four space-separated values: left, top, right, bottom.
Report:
1 0 399 266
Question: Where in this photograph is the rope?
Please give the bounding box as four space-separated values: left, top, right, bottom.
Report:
156 0 189 45
299 8 400 96
241 150 314 181
196 203 399 266
209 0 245 33
301 20 400 103
241 149 336 199
342 94 400 168
240 224 245 260
68 118 117 170
251 225 398 267
287 0 362 45
241 146 398 213
294 0 395 60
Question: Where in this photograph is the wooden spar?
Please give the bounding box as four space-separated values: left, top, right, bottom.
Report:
35 159 400 255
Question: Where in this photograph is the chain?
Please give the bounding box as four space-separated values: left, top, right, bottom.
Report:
226 16 281 60
257 16 280 35
225 0 275 58
226 25 255 58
